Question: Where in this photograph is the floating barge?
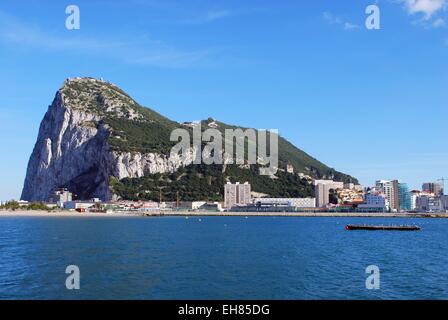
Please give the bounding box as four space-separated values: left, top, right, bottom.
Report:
345 224 420 231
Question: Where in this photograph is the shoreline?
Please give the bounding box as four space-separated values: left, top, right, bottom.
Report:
0 210 134 217
1 210 447 218
158 211 448 218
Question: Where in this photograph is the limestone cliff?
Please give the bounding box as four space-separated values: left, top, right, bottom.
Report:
21 78 193 201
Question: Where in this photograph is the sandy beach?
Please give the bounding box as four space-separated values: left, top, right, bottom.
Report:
0 210 137 217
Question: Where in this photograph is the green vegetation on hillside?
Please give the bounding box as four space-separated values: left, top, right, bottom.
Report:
106 117 178 154
111 164 314 202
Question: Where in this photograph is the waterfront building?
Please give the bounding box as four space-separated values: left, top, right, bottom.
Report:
254 197 316 208
113 200 159 211
376 180 400 212
422 182 444 196
314 180 344 207
177 201 207 210
17 200 29 207
194 202 224 212
410 190 421 210
416 194 429 211
399 183 412 211
49 188 73 207
415 193 445 212
441 195 448 211
63 201 96 210
358 192 387 212
428 197 443 212
224 182 251 208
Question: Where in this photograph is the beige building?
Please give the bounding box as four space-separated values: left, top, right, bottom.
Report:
314 180 344 207
343 183 364 192
224 182 251 208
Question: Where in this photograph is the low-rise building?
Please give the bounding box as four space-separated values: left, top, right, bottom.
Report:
314 180 344 207
63 201 96 211
18 200 29 207
336 189 364 205
49 188 73 207
194 202 224 212
358 192 388 212
441 195 448 212
114 200 159 211
415 193 447 212
254 197 316 208
177 201 207 210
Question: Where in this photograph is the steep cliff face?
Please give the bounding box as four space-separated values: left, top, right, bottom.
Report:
21 78 193 201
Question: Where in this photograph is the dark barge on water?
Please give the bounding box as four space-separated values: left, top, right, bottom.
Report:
345 225 421 231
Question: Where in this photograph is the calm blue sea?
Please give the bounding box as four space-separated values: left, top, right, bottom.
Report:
0 216 447 300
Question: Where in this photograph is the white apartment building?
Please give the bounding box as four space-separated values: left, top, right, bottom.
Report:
224 182 251 208
254 197 316 208
376 180 400 212
63 201 96 210
410 190 421 210
358 192 388 210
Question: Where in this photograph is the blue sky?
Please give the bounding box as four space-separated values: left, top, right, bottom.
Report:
0 0 447 200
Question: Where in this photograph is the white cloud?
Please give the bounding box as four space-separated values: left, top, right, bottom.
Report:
0 11 220 68
432 17 446 27
180 10 234 25
323 12 360 31
323 12 342 25
344 22 361 30
402 0 447 19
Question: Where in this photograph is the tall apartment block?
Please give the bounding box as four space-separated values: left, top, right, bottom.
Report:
398 183 412 211
422 182 444 196
376 180 400 212
224 182 251 208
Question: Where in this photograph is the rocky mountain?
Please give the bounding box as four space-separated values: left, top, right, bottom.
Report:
21 77 357 202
